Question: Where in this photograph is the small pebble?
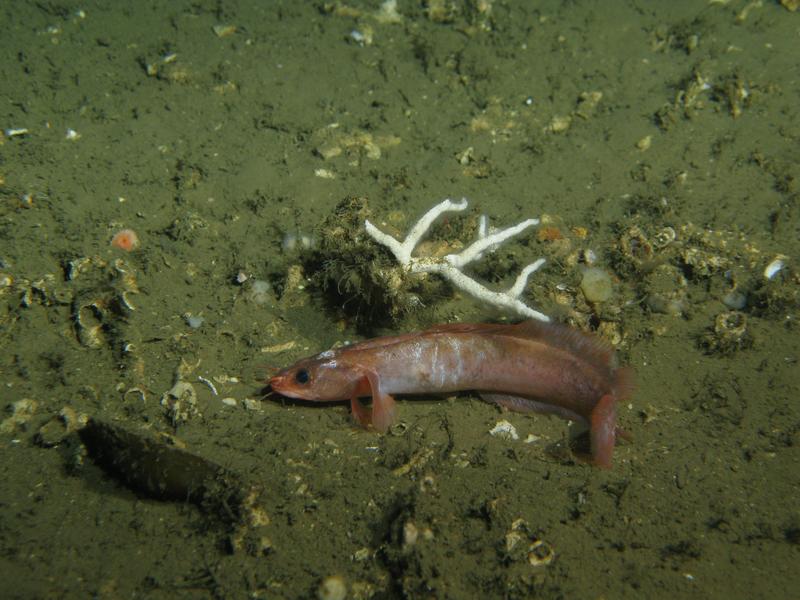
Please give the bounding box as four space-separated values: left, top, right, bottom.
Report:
722 290 747 310
249 279 272 305
282 232 315 253
580 267 613 303
317 575 347 600
184 313 204 328
242 398 261 411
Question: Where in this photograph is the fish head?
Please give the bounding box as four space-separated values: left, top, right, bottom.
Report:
269 351 360 402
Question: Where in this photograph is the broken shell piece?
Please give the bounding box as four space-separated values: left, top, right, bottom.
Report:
763 256 787 280
652 226 677 249
161 380 199 424
489 419 519 440
528 539 555 567
702 311 751 355
644 264 688 316
1 398 38 433
74 300 107 348
212 24 236 37
503 518 554 567
35 406 86 447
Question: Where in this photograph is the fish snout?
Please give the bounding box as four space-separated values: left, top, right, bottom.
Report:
268 373 290 393
269 372 310 400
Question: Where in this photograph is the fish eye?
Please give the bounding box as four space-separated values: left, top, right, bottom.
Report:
294 368 310 384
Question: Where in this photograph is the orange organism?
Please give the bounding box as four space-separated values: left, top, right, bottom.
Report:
536 226 563 242
110 229 140 251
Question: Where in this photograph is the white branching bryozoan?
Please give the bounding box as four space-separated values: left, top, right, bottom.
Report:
364 198 550 322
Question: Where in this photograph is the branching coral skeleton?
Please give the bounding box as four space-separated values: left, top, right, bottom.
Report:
364 198 550 322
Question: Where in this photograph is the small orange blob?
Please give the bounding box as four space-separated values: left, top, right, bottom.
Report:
572 226 589 240
111 228 140 252
536 226 563 242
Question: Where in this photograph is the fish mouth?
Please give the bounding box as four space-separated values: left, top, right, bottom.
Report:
268 375 305 399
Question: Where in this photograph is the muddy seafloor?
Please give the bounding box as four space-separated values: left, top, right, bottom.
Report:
1 1 798 598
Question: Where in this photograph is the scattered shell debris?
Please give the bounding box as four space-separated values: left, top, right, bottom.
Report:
352 547 372 562
35 406 87 447
401 519 435 550
324 0 403 26
197 375 218 396
600 217 796 351
489 419 519 440
392 448 434 477
1 399 38 434
314 168 336 179
122 387 147 404
504 518 555 567
312 124 401 166
161 380 198 424
544 91 603 134
61 256 141 352
261 340 298 354
701 311 752 355
161 359 201 425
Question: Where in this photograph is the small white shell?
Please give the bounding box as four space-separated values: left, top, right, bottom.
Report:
489 420 519 441
763 256 786 280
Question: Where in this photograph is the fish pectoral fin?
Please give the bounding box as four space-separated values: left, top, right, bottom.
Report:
350 368 397 433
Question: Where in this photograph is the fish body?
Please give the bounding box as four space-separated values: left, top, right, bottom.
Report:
269 321 632 468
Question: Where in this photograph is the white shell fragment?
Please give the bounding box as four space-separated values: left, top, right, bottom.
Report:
763 256 786 280
5 128 29 137
489 420 519 441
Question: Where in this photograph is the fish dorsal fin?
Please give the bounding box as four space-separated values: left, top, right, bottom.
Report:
422 321 617 372
422 322 509 335
346 323 504 352
492 320 618 373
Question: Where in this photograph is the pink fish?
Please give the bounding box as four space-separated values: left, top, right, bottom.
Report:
270 321 633 468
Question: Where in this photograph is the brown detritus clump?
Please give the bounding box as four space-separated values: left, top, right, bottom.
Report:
304 196 446 328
